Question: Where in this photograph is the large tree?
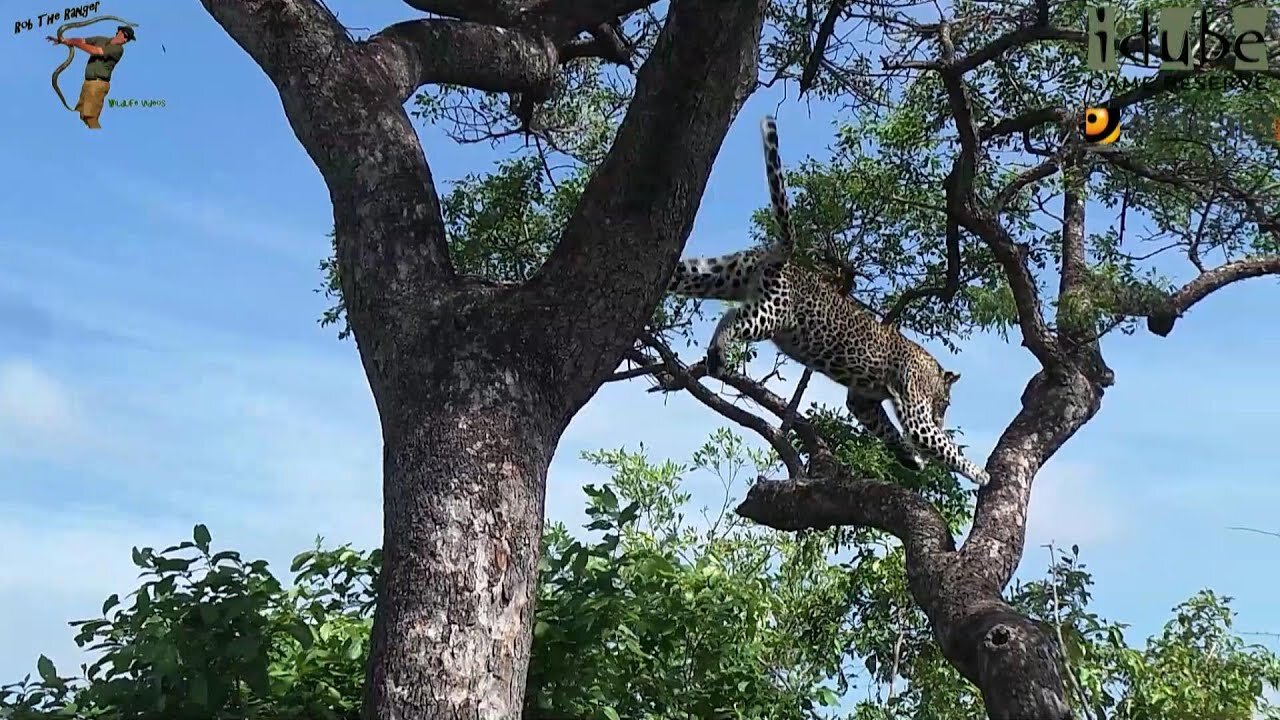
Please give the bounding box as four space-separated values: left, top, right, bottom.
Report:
199 0 767 717
201 0 1280 718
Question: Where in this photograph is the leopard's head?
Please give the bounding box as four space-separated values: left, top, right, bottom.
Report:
931 369 961 427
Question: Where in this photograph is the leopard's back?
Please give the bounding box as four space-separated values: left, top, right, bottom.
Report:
772 264 924 392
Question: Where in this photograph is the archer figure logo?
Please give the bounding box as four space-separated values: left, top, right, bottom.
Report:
43 13 140 129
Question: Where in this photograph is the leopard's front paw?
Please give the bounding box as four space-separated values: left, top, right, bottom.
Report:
891 445 926 471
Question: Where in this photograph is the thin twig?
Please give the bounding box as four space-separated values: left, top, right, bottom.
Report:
1044 541 1097 720
779 368 814 434
1227 526 1280 540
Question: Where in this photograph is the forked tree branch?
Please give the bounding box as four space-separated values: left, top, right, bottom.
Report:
204 0 765 401
1103 150 1280 336
636 334 955 554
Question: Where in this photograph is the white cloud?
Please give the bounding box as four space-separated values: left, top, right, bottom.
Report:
0 505 195 681
1025 459 1123 551
0 359 81 456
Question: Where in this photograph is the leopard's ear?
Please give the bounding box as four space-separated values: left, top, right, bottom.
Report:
943 370 961 386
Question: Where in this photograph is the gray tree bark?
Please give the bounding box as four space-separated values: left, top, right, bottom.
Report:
199 0 764 717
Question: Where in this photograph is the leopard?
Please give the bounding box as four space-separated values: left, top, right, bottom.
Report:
665 115 990 487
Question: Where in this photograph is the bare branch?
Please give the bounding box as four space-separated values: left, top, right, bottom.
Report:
992 159 1059 213
779 368 813 434
200 0 456 344
981 107 1065 142
711 369 832 471
372 20 559 102
531 0 767 389
929 22 1065 369
800 0 843 95
1145 256 1280 336
607 361 664 382
642 335 805 478
1228 526 1280 540
736 477 955 555
951 25 1085 73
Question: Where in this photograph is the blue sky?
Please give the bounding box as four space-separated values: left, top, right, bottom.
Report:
2 0 1278 699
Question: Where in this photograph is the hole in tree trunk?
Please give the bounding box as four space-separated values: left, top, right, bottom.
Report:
988 625 1011 646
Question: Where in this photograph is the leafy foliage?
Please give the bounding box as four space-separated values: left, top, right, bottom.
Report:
0 526 376 720
5 433 1278 719
527 431 854 719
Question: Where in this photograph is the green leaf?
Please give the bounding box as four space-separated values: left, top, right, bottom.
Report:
287 620 314 650
193 524 212 551
36 655 56 684
290 551 313 573
188 674 208 707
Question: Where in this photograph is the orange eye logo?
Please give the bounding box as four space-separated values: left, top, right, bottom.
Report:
1082 107 1121 145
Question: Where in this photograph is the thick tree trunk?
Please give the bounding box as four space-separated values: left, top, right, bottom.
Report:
735 361 1105 720
195 0 766 716
923 559 1074 720
363 353 557 717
